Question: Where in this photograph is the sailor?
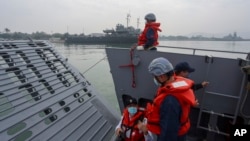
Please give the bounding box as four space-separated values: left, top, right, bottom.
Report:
115 97 154 141
137 57 196 141
137 13 162 51
174 61 209 91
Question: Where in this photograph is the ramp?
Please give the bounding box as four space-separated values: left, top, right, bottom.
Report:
0 40 119 141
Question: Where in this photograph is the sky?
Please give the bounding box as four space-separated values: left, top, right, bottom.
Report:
1 0 250 38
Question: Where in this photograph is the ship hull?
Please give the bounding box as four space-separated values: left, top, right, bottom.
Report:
65 36 138 44
105 46 250 141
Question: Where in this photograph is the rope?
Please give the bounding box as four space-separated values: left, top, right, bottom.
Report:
119 44 137 88
82 56 107 74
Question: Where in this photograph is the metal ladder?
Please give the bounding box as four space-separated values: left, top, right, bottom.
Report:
196 56 248 140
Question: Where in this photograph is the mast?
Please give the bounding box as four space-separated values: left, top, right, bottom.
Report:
137 17 140 29
126 13 131 28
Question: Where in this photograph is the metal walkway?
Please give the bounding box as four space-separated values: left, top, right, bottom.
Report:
0 40 119 141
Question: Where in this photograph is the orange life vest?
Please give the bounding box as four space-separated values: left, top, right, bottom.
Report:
121 108 145 141
137 22 162 46
146 76 196 135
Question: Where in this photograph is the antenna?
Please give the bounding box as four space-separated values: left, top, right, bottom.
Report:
126 13 131 28
137 17 140 29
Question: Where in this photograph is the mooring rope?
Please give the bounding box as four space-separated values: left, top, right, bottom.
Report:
82 56 107 74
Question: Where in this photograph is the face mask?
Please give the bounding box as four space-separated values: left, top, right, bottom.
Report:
128 107 137 116
153 78 161 86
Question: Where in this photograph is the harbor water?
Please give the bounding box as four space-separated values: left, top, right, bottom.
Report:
52 41 250 112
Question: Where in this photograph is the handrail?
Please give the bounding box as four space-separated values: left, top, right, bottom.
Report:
158 45 248 56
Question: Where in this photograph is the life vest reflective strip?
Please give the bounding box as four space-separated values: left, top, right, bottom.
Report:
137 22 161 46
121 108 145 141
146 76 195 135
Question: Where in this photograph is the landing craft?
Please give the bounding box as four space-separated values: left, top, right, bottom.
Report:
105 45 250 141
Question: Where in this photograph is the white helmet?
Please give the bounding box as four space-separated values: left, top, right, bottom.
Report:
148 57 173 76
144 13 156 21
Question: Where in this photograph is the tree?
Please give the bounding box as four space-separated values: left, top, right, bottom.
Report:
4 28 10 33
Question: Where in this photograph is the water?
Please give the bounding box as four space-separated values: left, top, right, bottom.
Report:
52 43 121 111
160 40 250 52
52 41 250 112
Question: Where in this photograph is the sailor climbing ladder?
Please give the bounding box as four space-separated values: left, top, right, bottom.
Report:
196 53 249 140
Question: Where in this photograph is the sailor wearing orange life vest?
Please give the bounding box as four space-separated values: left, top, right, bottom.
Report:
115 97 154 141
138 57 196 141
137 13 162 51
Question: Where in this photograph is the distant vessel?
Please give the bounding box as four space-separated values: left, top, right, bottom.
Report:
65 14 141 44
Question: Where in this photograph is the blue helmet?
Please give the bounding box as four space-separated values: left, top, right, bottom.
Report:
144 13 156 21
148 57 173 76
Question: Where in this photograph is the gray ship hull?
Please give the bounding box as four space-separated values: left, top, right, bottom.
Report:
105 46 250 141
65 35 138 44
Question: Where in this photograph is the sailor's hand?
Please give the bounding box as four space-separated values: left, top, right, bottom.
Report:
194 99 199 107
202 81 209 87
137 120 148 134
115 128 123 136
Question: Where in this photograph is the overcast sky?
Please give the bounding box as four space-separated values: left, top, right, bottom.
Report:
1 0 250 38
